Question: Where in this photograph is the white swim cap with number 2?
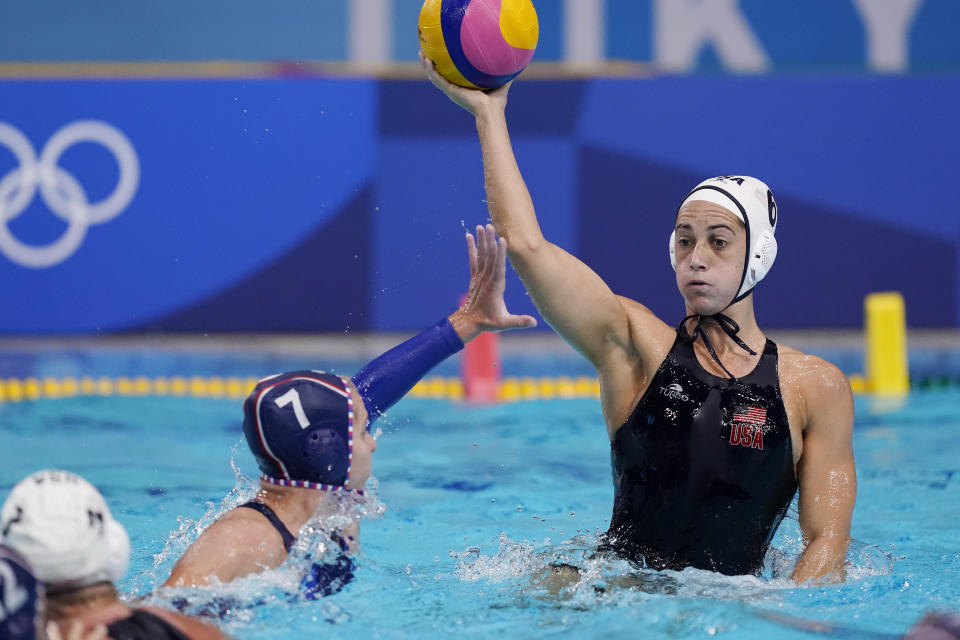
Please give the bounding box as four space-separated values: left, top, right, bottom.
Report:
1 470 129 593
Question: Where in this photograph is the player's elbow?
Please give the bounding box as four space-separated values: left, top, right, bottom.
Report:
503 232 548 268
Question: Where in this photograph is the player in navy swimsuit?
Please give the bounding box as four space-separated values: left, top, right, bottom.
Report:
235 500 354 599
425 57 857 583
164 225 536 593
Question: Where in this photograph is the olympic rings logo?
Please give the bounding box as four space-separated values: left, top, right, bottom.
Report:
0 121 139 268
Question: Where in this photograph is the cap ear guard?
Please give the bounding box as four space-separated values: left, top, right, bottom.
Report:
104 518 130 586
744 229 777 292
669 230 677 271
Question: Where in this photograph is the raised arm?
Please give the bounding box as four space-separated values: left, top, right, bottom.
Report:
421 54 651 375
792 362 857 584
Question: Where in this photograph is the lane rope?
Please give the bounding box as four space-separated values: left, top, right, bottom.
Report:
0 375 603 403
0 374 946 404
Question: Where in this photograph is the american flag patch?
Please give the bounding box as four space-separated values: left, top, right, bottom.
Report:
734 406 767 425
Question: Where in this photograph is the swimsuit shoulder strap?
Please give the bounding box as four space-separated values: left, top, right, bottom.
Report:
238 500 296 553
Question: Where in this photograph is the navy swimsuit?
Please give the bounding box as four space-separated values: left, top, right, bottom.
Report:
606 334 797 576
107 610 189 640
238 501 355 598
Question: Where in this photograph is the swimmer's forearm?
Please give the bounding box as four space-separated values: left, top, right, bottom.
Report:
352 318 464 423
474 106 545 253
472 106 633 368
791 535 849 584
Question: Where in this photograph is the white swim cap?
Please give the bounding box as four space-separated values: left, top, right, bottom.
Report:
1 470 129 593
670 175 778 303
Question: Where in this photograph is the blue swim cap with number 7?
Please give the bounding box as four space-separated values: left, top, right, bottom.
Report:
242 371 356 491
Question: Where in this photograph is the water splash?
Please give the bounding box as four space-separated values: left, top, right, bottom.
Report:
765 505 893 581
450 524 893 609
453 533 541 583
128 445 259 595
128 447 387 617
844 539 894 579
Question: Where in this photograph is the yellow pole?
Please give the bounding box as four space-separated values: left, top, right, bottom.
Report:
865 292 909 395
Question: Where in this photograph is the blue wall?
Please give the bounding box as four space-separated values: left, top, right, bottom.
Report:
0 75 956 333
1 0 958 73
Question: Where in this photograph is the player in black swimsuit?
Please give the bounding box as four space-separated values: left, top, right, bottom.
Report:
608 332 796 575
425 57 857 583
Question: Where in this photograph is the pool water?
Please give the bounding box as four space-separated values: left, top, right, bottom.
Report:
1 350 958 639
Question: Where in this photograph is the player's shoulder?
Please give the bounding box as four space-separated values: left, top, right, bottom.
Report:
192 505 279 551
221 504 280 537
617 296 675 340
776 342 851 399
615 295 676 365
617 295 659 318
165 506 285 588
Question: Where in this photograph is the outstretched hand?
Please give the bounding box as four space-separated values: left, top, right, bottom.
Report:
420 51 512 116
449 224 536 342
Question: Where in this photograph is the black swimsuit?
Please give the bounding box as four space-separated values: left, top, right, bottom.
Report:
238 501 355 598
606 334 797 576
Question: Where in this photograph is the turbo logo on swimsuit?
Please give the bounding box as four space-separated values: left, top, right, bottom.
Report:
659 383 691 402
0 121 140 268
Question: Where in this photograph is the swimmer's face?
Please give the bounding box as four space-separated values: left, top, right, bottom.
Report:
674 201 746 315
346 382 377 491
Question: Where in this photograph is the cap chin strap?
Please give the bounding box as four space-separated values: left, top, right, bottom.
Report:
260 474 365 497
677 271 759 379
677 313 756 380
731 285 755 305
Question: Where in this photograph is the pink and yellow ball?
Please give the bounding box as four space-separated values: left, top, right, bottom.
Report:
419 0 539 90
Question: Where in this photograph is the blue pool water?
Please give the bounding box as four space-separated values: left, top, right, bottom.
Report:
1 347 958 639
